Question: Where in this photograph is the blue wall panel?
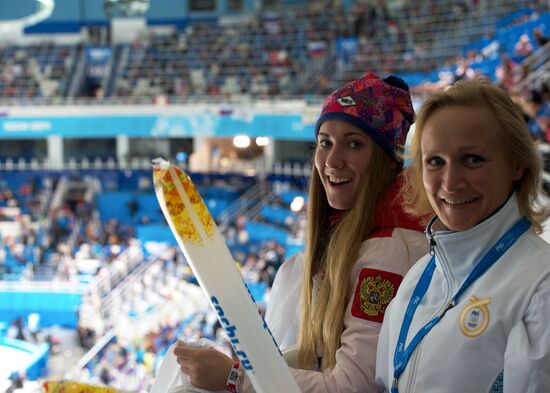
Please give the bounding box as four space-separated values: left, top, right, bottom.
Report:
0 291 82 328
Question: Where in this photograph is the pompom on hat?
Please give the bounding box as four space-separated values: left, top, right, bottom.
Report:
315 72 415 163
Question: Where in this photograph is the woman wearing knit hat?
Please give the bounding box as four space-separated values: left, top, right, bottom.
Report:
174 73 428 393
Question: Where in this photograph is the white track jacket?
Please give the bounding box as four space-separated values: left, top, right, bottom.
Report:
376 195 550 393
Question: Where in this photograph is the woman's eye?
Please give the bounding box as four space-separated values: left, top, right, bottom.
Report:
349 141 362 149
465 155 484 165
318 139 331 148
425 156 444 167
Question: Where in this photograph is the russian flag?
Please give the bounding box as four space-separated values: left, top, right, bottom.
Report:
308 41 327 58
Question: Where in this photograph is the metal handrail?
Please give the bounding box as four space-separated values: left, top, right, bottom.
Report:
218 182 264 231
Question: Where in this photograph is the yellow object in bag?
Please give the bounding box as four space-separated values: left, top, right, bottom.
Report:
42 380 118 393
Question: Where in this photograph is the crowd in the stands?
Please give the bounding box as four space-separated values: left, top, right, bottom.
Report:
0 0 547 102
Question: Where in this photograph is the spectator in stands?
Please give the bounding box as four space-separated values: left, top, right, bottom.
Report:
77 324 96 350
533 27 549 47
376 79 550 392
527 88 550 142
495 54 520 91
513 33 534 59
6 371 25 393
173 73 428 392
50 205 74 245
7 317 30 341
453 57 475 83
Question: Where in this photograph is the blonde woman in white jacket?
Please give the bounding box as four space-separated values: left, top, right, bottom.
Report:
173 73 429 393
376 79 550 393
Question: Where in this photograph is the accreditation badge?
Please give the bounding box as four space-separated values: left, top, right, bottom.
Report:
459 295 491 337
351 268 403 323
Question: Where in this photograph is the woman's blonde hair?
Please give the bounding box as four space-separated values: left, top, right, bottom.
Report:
298 142 398 370
402 79 546 233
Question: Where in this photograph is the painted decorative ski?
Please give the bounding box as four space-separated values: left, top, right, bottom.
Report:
152 159 300 393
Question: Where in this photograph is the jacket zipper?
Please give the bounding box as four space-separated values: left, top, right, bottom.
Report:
404 232 456 391
427 231 436 256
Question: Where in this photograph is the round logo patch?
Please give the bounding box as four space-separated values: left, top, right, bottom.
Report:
459 295 491 337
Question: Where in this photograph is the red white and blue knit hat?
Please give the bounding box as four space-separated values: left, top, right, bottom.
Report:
315 72 415 163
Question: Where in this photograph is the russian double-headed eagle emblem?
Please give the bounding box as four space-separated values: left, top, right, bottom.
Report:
351 268 402 322
359 274 395 316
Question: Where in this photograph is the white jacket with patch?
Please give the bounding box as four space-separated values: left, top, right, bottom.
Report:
376 195 550 393
238 180 428 393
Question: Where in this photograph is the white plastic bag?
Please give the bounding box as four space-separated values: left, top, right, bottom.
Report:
150 339 223 393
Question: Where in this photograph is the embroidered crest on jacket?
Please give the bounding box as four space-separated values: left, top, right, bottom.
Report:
352 268 403 323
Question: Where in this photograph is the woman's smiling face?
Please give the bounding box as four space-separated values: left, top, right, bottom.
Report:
421 105 525 231
315 120 374 210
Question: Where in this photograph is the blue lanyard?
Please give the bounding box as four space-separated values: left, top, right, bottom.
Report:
391 217 531 393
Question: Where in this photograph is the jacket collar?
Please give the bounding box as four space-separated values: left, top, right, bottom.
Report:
370 177 426 238
427 194 523 285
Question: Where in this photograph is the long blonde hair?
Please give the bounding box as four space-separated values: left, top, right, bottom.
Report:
298 142 398 370
402 79 546 233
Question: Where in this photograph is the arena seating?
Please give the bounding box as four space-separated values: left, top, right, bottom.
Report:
0 0 546 103
0 43 75 100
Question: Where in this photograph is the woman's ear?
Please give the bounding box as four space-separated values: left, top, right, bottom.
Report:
511 163 525 181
